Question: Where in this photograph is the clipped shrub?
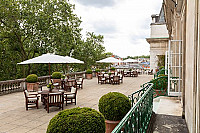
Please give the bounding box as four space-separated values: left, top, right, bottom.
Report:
86 69 92 74
110 67 115 71
159 66 164 70
150 77 168 90
52 72 62 79
47 107 105 133
26 74 38 83
98 92 131 121
95 68 100 72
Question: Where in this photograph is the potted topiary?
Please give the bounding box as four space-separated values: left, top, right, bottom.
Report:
52 72 62 85
151 77 168 97
95 68 101 77
26 74 39 91
85 69 93 79
99 92 131 133
47 107 105 133
110 67 115 72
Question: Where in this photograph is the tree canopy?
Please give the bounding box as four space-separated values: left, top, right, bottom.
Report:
0 0 109 81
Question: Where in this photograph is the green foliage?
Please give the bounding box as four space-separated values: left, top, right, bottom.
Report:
104 69 108 72
98 92 131 121
47 107 105 133
110 67 115 71
73 32 107 70
150 77 168 90
47 83 53 91
85 69 92 74
159 66 164 70
61 75 65 79
124 55 150 60
158 74 167 77
26 74 38 83
95 68 100 72
0 0 82 80
52 72 62 79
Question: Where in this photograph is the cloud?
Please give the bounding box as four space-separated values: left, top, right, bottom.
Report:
76 0 116 8
72 0 163 57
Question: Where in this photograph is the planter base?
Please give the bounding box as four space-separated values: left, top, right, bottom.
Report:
105 120 120 133
86 74 93 79
27 83 39 91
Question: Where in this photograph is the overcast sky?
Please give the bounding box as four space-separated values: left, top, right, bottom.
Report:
71 0 163 58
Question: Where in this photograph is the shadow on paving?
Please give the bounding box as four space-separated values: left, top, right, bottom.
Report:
152 114 189 133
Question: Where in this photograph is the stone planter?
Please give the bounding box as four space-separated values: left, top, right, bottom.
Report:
86 74 93 79
27 82 39 91
105 120 120 133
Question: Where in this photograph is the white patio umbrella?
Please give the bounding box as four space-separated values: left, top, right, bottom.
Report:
18 53 83 77
96 57 122 63
65 56 84 64
123 59 138 63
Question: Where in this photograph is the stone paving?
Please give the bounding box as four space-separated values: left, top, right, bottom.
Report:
0 75 153 133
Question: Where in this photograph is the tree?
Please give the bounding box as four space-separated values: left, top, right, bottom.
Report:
73 32 106 70
0 0 82 80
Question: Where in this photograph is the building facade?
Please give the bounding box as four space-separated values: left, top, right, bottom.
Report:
146 7 169 73
163 0 200 132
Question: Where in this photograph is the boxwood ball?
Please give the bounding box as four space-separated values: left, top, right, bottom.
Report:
47 107 105 133
98 92 131 121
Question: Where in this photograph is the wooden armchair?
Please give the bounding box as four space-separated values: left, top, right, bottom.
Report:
64 79 76 91
76 77 84 89
148 69 153 75
110 75 120 85
133 71 138 77
24 90 39 110
44 92 64 113
119 74 124 83
98 75 106 84
64 87 77 106
51 79 61 89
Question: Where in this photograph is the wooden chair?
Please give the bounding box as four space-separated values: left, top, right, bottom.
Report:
24 90 39 110
51 79 61 89
64 87 77 106
148 69 153 75
133 71 138 77
44 92 64 113
76 77 84 89
64 79 76 91
98 75 106 84
119 74 124 83
110 75 120 85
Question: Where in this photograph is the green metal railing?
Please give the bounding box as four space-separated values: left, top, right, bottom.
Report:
112 83 154 133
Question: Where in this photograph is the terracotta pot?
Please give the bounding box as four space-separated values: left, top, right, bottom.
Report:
27 82 39 91
105 120 121 133
86 74 93 79
52 79 61 84
154 89 167 97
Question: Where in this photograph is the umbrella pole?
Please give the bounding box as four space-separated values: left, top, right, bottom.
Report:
48 63 51 80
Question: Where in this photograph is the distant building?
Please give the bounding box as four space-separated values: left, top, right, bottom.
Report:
146 6 169 72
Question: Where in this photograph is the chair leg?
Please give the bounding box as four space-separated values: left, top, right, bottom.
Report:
75 98 76 105
26 103 28 111
36 101 38 109
47 103 49 113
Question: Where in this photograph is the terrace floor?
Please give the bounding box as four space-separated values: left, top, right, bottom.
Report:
0 75 153 133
